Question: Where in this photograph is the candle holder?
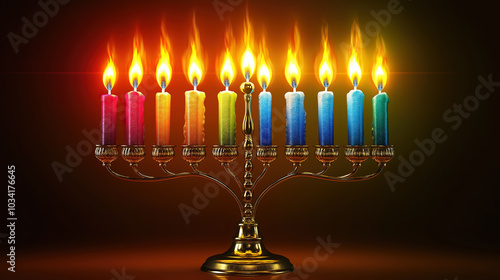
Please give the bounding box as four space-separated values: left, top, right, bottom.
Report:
95 81 394 276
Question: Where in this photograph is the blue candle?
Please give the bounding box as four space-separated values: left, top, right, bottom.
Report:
285 90 306 145
259 90 272 146
346 89 364 145
318 90 334 145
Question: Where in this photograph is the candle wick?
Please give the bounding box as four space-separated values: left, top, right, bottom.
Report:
106 82 112 94
108 89 111 95
291 80 297 92
133 79 138 91
225 86 229 91
245 72 250 81
162 88 166 93
323 80 329 91
262 81 267 91
161 80 167 92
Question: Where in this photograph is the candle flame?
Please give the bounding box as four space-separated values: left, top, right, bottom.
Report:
372 35 389 92
348 19 363 88
257 35 272 90
156 22 172 91
183 14 205 87
285 23 302 89
218 25 235 88
315 23 336 89
241 10 255 80
102 43 116 92
129 30 144 89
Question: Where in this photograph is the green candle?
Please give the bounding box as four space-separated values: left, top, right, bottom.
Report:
218 90 237 145
372 92 389 145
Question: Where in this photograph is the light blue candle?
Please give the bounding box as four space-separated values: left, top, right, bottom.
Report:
318 90 334 145
346 89 364 145
372 92 389 145
285 90 306 145
259 90 272 146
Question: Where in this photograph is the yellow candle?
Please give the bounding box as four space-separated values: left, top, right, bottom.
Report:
184 90 205 145
156 92 171 145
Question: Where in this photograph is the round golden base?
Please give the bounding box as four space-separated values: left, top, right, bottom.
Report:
201 248 294 275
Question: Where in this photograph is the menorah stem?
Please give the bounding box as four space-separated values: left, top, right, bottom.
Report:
241 81 255 222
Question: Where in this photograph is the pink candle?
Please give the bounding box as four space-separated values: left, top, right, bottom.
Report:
101 94 117 145
125 91 145 145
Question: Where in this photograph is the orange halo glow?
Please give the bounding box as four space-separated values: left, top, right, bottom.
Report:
156 23 173 91
348 19 363 88
285 23 302 89
129 31 144 89
241 10 255 79
102 44 116 91
372 35 389 91
183 15 205 87
257 36 272 90
315 23 336 89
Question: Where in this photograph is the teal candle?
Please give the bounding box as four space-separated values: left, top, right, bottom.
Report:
346 89 364 145
372 92 389 145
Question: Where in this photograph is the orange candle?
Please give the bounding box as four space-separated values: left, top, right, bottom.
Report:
156 92 171 145
184 89 205 145
156 28 173 145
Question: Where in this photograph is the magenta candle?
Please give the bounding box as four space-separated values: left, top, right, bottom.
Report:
101 94 117 145
125 91 145 145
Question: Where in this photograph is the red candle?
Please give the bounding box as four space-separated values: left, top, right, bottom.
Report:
101 94 117 145
101 52 117 145
126 32 145 146
126 91 145 145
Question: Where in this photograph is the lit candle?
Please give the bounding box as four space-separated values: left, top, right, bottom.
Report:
101 47 117 145
372 36 389 145
257 37 273 146
346 20 364 146
155 27 172 145
218 48 237 145
126 33 145 146
183 17 206 145
284 24 306 146
316 24 336 146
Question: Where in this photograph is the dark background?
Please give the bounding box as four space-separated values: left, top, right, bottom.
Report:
2 0 499 279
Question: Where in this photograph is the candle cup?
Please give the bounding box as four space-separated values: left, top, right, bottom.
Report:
314 145 339 165
284 145 309 164
212 145 239 163
152 145 176 166
182 145 206 165
121 145 146 166
95 145 118 166
344 145 370 164
371 145 394 164
256 145 278 164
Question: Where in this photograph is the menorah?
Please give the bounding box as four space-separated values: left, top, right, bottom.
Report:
95 80 394 275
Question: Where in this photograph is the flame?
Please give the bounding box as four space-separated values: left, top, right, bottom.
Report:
241 10 255 79
129 31 144 89
257 36 272 90
183 15 205 87
285 23 302 89
348 19 363 88
156 23 173 90
372 35 388 91
102 43 116 91
315 23 336 89
218 25 235 87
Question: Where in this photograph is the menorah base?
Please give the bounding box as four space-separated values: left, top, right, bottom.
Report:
201 222 294 275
